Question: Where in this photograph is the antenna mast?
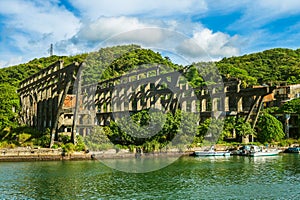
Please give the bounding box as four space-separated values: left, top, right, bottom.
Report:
49 43 53 56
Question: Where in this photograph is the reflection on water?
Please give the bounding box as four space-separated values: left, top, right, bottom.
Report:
0 154 299 199
99 155 179 173
251 155 282 163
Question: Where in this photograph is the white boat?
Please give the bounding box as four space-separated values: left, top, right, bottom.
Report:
194 146 230 157
233 145 252 156
248 146 280 157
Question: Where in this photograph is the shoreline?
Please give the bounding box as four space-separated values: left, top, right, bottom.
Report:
0 145 292 162
0 147 193 162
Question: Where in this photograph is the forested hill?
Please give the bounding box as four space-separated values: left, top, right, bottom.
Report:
0 55 88 88
216 48 300 87
2 46 300 89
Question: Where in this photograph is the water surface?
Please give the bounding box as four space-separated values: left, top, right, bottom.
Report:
0 154 299 199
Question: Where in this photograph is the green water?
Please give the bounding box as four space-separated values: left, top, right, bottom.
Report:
0 154 299 199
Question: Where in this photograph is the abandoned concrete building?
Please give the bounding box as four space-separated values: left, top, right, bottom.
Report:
18 60 300 145
261 83 300 139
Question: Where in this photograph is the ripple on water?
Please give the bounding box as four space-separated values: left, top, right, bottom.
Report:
0 154 299 199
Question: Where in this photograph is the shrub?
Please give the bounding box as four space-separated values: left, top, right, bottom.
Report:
38 134 51 147
0 141 16 148
128 145 136 152
74 135 86 151
18 133 31 144
63 143 75 153
58 135 71 143
51 144 59 149
279 139 289 147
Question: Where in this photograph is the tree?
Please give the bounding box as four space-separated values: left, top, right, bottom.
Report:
279 98 300 113
196 118 224 143
236 118 256 143
219 116 237 140
0 83 19 131
84 126 113 150
172 111 199 147
256 113 285 143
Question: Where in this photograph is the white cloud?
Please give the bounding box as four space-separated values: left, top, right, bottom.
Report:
0 0 80 67
0 0 245 67
202 0 300 55
55 16 155 55
56 17 177 53
256 0 300 15
70 0 207 19
77 17 149 42
0 0 80 39
227 0 300 31
55 16 240 62
177 28 240 60
205 0 248 14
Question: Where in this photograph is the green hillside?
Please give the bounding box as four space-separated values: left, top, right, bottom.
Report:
0 55 87 87
216 48 300 87
82 45 179 84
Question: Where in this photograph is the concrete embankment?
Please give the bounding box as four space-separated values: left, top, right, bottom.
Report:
3 144 289 162
0 148 91 162
0 147 193 162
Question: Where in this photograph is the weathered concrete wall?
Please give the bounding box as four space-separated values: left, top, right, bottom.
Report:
0 148 91 161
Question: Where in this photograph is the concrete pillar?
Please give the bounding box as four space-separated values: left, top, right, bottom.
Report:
144 83 151 109
119 87 125 111
106 91 111 112
112 88 118 112
211 98 216 111
127 86 133 111
101 93 105 113
180 84 187 112
201 99 206 112
225 97 229 111
48 98 52 128
136 85 141 110
191 90 196 113
237 97 243 112
154 95 162 110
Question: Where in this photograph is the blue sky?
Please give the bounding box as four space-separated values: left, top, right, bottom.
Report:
1 0 300 68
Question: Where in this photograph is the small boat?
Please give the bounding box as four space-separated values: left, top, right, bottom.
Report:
284 146 300 153
248 145 280 157
249 150 280 157
194 146 230 157
232 145 251 156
